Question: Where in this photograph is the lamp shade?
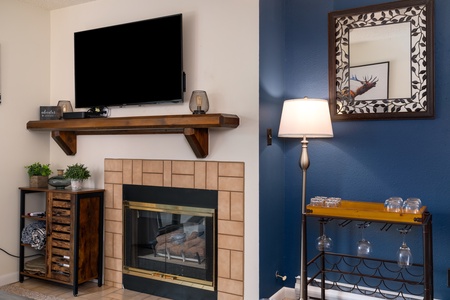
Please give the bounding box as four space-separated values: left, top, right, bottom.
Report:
278 98 333 138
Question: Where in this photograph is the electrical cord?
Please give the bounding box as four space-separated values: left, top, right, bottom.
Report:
0 247 43 259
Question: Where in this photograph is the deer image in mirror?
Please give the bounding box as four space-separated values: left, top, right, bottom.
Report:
328 0 434 120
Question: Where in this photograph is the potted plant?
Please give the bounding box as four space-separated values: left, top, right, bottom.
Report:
25 162 52 188
64 163 91 190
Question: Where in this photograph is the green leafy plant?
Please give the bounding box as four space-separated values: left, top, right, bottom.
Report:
64 163 91 180
25 162 52 177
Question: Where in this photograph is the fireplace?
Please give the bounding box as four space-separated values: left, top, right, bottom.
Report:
122 184 217 299
103 159 244 300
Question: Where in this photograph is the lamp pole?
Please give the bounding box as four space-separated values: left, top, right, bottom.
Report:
299 136 309 300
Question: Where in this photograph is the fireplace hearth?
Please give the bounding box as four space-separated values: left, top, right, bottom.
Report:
122 184 218 299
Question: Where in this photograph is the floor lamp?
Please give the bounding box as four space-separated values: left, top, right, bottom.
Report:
278 98 333 300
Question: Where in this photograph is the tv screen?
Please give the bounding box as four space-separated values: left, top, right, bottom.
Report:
74 14 184 109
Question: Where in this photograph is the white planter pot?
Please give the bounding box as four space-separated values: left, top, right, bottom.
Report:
71 179 83 190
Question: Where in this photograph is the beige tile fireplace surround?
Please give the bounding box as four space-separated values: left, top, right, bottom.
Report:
103 159 245 300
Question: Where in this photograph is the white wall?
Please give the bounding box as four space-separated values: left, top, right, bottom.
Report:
0 0 50 284
49 0 259 298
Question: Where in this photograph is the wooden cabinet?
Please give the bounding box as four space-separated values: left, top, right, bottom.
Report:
19 187 104 296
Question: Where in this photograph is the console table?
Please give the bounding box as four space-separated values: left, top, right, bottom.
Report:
305 200 433 299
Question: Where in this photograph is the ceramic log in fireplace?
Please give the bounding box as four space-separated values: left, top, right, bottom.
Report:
122 184 218 299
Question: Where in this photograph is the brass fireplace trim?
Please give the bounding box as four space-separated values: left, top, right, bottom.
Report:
122 200 217 291
124 200 215 217
123 266 214 291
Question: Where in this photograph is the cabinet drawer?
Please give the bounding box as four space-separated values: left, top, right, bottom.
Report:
50 268 70 282
52 200 71 209
52 216 71 224
52 232 70 241
52 256 70 267
51 263 70 274
52 208 71 217
51 193 72 201
52 247 70 258
52 224 71 233
52 239 70 249
51 259 70 274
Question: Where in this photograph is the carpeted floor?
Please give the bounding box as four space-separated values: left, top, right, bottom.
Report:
0 290 32 300
0 284 62 300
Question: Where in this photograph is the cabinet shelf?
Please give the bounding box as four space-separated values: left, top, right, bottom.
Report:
20 272 46 280
26 113 240 158
306 200 427 224
21 215 46 221
20 243 44 248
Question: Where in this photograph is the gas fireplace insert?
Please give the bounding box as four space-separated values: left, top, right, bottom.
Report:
122 184 218 299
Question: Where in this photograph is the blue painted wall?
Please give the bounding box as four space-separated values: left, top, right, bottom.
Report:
260 0 450 298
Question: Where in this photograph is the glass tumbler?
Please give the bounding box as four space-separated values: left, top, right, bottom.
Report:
325 197 341 208
384 197 403 212
403 198 422 214
310 197 325 207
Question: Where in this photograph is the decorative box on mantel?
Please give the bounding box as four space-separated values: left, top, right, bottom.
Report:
40 106 61 120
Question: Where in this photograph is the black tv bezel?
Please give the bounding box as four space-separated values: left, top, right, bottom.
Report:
74 14 185 109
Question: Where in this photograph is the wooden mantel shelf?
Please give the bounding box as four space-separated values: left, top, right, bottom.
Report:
26 113 240 158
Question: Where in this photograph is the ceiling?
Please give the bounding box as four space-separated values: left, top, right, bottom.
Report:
16 0 96 10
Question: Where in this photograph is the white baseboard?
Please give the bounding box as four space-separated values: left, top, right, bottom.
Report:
0 272 19 287
269 287 295 300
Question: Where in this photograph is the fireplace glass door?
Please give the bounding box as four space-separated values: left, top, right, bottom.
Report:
123 201 215 288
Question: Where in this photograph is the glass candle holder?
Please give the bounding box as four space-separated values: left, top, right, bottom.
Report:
189 90 209 114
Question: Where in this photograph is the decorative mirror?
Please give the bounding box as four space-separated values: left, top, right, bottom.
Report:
328 0 434 120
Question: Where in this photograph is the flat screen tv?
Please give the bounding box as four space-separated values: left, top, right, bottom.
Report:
74 14 184 109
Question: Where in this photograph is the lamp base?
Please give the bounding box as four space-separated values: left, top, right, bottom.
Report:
193 110 206 114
